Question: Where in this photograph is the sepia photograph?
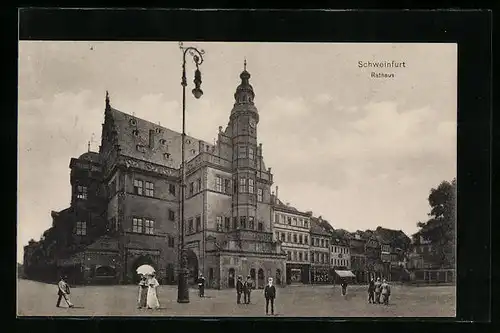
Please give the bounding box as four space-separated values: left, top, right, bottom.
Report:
17 41 457 317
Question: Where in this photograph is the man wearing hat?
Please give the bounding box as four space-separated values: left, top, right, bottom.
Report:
236 275 244 304
264 277 276 315
56 275 74 308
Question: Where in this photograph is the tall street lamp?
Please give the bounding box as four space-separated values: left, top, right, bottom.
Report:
177 42 204 303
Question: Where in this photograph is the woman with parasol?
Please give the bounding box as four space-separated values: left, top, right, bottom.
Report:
137 274 148 309
136 264 160 310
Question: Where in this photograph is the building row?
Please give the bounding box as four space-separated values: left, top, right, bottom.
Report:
22 65 414 288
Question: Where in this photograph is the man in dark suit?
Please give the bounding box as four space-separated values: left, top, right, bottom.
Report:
236 275 244 304
264 277 276 315
197 274 205 297
244 275 253 304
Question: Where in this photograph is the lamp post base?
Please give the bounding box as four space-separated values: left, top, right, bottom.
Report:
177 269 190 303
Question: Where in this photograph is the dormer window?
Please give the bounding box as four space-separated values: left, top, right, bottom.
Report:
159 139 167 145
164 153 171 159
132 129 139 136
129 118 137 126
190 149 196 155
186 139 191 144
136 145 146 153
155 128 162 134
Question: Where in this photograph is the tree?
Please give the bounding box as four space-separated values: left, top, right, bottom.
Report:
416 178 456 268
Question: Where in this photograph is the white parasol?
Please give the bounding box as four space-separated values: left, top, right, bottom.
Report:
136 264 155 276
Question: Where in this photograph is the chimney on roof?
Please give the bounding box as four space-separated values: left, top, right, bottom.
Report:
286 202 290 206
275 186 279 200
149 129 155 149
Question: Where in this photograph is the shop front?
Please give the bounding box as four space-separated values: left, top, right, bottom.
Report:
311 265 330 284
286 263 310 284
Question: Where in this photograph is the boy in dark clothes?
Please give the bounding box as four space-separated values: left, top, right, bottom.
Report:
264 277 276 315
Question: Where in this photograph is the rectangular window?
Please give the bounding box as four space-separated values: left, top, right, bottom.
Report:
248 216 255 229
239 177 246 193
240 216 247 229
168 235 175 248
238 145 246 158
275 213 279 223
145 181 154 197
258 222 263 231
224 217 231 231
75 221 86 235
248 178 254 194
168 209 175 221
305 235 308 244
169 184 176 195
224 179 231 194
196 216 201 232
248 147 254 160
299 252 303 261
233 217 238 229
299 234 303 244
144 218 154 235
287 233 291 242
304 220 308 228
197 178 202 192
76 185 88 200
292 217 297 225
133 179 143 195
216 176 223 192
280 233 285 242
287 251 292 261
216 216 223 231
257 188 263 202
293 234 298 243
132 218 143 233
321 239 324 247
188 218 194 234
293 251 297 261
305 252 309 261
287 217 292 225
189 182 194 196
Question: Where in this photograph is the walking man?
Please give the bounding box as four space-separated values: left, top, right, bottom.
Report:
56 276 74 308
264 277 276 315
368 278 375 304
244 275 253 304
236 275 244 304
374 277 382 304
197 274 206 297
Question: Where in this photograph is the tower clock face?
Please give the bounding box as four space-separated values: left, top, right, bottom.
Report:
249 119 256 128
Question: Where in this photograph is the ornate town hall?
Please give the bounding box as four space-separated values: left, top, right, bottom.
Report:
24 65 286 288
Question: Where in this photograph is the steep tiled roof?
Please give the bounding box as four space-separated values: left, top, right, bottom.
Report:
108 107 214 168
274 198 299 212
374 227 411 249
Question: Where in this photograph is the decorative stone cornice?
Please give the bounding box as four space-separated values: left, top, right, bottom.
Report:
118 156 180 178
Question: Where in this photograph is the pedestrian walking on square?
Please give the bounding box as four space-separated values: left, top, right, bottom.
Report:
146 273 160 310
381 279 391 305
236 275 244 304
244 275 253 304
368 278 375 304
198 274 206 297
137 275 148 309
264 277 276 315
341 279 348 297
374 277 382 304
56 276 74 308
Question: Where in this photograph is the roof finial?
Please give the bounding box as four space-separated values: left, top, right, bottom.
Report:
105 90 110 110
244 57 247 71
87 141 90 152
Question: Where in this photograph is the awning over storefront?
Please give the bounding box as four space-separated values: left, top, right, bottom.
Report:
335 270 355 278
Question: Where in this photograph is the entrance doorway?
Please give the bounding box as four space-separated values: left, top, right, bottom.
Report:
257 268 265 289
290 268 301 284
228 268 235 288
276 269 282 285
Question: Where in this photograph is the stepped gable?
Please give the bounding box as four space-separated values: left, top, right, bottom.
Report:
107 107 214 168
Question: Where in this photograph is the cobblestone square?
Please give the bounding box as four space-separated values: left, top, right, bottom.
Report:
17 279 455 317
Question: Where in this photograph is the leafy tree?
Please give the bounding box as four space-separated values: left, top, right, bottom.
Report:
416 178 456 268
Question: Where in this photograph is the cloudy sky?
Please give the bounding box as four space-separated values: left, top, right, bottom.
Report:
18 42 456 262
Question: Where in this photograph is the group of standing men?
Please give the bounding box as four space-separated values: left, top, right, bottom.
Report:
368 277 391 305
236 275 254 304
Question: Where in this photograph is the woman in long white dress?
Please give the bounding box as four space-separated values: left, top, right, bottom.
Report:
146 273 160 310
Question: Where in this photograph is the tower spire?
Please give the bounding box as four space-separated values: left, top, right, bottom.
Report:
244 57 247 71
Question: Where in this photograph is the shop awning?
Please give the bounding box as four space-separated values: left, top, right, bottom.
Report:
335 270 356 278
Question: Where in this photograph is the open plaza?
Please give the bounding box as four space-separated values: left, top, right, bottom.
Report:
17 279 455 317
